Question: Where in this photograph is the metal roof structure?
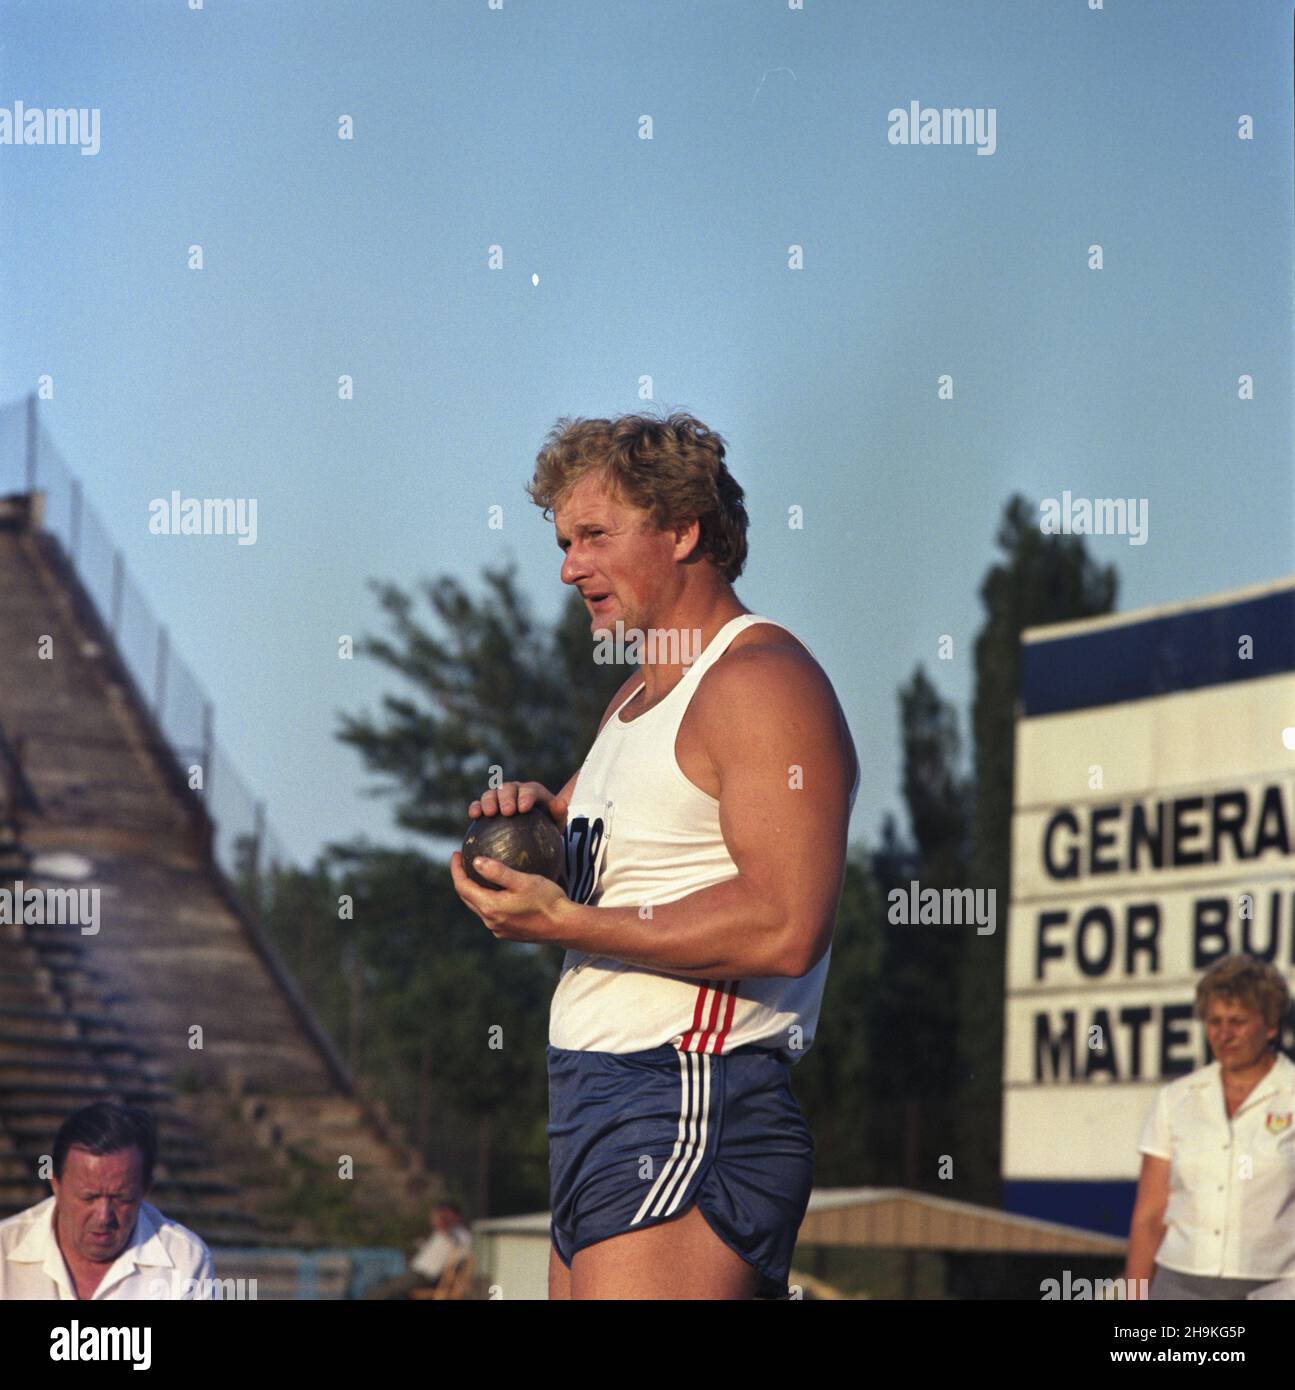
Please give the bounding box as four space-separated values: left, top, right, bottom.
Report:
475 1187 1127 1256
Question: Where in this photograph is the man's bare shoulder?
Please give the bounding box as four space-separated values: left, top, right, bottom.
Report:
692 624 858 789
699 621 855 746
697 623 840 722
724 621 806 658
711 622 828 687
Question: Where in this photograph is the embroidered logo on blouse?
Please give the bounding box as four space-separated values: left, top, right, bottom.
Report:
1264 1111 1292 1134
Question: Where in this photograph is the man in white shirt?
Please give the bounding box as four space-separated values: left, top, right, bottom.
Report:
0 1101 216 1300
360 1201 473 1299
409 1203 473 1281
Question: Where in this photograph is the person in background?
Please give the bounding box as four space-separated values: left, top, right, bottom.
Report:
409 1202 472 1284
1126 955 1294 1300
363 1201 472 1299
0 1101 215 1300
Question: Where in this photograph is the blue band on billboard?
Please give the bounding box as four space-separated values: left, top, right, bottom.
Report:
1004 1179 1136 1238
1021 585 1295 717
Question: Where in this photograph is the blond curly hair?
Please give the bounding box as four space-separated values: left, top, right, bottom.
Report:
527 411 749 582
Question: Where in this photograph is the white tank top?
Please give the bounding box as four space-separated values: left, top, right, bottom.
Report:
550 613 859 1063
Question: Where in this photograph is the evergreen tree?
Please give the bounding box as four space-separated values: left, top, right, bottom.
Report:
324 565 625 1213
337 564 623 836
947 495 1117 1297
866 667 973 1192
792 852 885 1184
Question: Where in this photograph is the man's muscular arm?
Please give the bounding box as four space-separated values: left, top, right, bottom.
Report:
557 645 856 979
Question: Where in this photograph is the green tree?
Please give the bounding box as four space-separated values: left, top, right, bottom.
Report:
328 565 626 1214
948 494 1117 1297
337 564 623 836
793 852 886 1184
863 666 973 1195
959 494 1118 1200
327 841 555 1216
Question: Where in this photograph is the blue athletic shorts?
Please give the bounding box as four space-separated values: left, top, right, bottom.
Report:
547 1041 814 1299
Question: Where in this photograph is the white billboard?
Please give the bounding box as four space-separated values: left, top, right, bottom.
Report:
1003 575 1295 1185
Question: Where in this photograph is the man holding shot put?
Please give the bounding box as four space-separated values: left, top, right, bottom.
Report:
450 412 859 1300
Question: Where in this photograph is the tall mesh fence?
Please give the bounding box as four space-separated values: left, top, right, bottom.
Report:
0 400 27 484
0 395 294 911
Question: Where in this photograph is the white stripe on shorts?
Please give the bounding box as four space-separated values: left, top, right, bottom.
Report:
630 1049 712 1226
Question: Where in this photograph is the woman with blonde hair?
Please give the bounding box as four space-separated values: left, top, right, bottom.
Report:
1126 954 1294 1299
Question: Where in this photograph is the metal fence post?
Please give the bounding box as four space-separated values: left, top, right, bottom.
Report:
24 393 37 492
298 1253 318 1301
70 479 82 565
201 702 214 794
154 626 169 723
110 552 124 636
253 800 266 872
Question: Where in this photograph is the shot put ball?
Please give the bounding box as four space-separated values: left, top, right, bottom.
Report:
462 807 564 890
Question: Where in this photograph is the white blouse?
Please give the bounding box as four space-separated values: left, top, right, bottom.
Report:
1138 1053 1295 1279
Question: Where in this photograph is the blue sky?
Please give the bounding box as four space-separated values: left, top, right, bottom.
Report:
1 0 1290 868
